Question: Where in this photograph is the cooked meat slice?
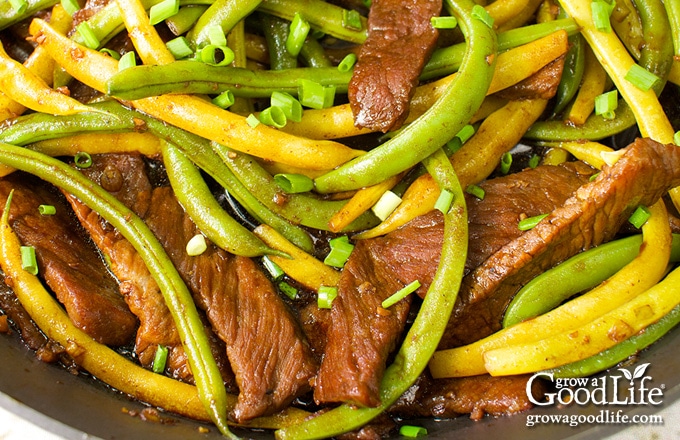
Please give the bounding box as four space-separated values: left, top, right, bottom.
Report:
0 174 137 346
496 55 566 101
348 0 442 132
390 373 548 420
313 238 413 407
144 186 317 422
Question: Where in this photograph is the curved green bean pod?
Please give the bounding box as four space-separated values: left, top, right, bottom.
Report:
186 0 261 49
161 140 286 257
276 146 467 439
299 37 333 68
261 13 299 70
634 0 674 94
551 33 586 116
504 234 680 328
312 0 497 194
664 0 680 56
0 0 58 30
0 143 236 439
213 143 379 232
547 303 680 378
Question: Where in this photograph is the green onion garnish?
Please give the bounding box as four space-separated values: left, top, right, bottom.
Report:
246 113 260 127
317 285 338 309
286 12 311 57
149 0 180 26
624 64 661 92
444 137 462 156
9 0 28 14
594 90 618 119
279 281 299 300
589 171 601 181
271 91 303 123
455 124 475 144
337 53 358 72
298 79 335 109
674 131 680 146
38 205 56 216
99 48 121 60
628 205 651 228
382 280 421 309
212 90 235 109
259 106 288 128
342 9 363 31
431 16 458 29
197 44 235 66
61 0 80 15
20 246 38 275
518 213 549 231
471 4 494 28
206 24 227 47
273 173 314 193
324 236 354 268
591 0 615 33
434 188 454 213
399 425 428 438
465 184 485 200
152 345 169 373
500 152 512 174
186 234 207 256
263 256 285 282
118 51 137 71
74 151 93 168
372 190 402 221
528 154 540 168
76 22 100 49
166 36 194 60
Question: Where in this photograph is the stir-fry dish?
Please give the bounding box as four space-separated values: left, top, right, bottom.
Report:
0 0 679 437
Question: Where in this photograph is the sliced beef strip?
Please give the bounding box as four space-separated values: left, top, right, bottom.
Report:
144 186 317 422
495 55 566 101
348 0 442 132
0 174 137 346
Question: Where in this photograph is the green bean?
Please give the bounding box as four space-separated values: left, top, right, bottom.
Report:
551 33 586 117
0 143 236 439
503 234 680 328
276 144 467 439
186 0 261 49
0 0 58 30
166 5 209 36
161 140 286 258
213 144 379 232
299 37 333 68
261 13 299 70
311 0 497 194
664 0 680 56
634 0 674 94
548 303 680 378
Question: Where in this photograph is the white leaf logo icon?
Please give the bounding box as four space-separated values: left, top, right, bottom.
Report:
619 368 633 382
619 363 650 385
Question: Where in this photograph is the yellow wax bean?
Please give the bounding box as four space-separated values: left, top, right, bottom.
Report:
566 45 607 126
116 0 176 65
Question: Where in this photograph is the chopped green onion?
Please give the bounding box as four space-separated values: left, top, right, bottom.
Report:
166 36 194 59
9 0 28 14
317 285 338 309
259 106 288 128
61 0 80 16
444 137 462 156
500 152 512 174
594 90 618 119
149 0 180 26
20 246 38 275
186 233 207 256
624 64 661 92
99 48 121 60
518 213 549 231
591 0 614 33
212 90 235 109
286 12 311 57
246 113 260 127
118 51 137 71
675 131 680 146
263 256 285 282
628 205 651 228
197 44 235 66
324 235 354 268
274 173 314 194
152 345 169 373
471 4 494 28
434 188 454 213
528 154 540 168
279 281 299 300
465 184 485 200
381 280 421 309
271 91 302 123
38 205 56 216
298 79 336 109
74 151 93 168
337 53 358 72
455 124 475 144
589 171 601 181
372 190 402 221
76 22 100 49
342 9 363 31
399 425 428 438
206 24 227 47
431 16 458 29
